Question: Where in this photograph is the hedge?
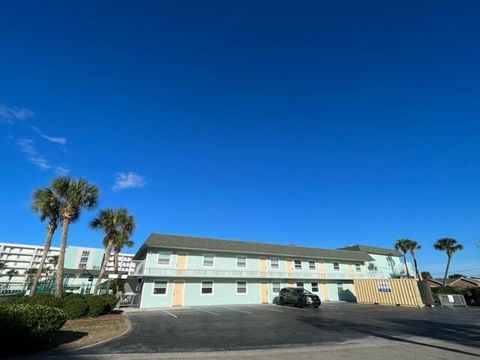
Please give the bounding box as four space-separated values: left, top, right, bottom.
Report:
0 304 66 353
62 294 89 319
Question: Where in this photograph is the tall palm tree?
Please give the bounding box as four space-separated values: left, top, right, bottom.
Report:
51 177 99 298
406 240 422 280
394 239 411 278
434 237 464 285
30 188 61 297
90 208 135 295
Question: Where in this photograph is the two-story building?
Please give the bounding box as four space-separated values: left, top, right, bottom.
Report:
128 233 401 308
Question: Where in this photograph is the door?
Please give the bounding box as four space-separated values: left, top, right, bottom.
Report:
172 281 184 307
177 253 187 276
260 282 269 303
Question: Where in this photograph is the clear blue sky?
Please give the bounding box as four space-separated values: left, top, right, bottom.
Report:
1 1 479 277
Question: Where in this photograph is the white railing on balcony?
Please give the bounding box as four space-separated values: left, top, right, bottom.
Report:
129 261 382 280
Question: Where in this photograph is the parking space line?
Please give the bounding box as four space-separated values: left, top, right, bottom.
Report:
161 310 178 318
225 307 254 314
194 308 220 316
261 306 283 313
279 305 305 311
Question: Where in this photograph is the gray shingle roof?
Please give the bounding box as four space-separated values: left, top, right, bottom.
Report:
133 233 374 262
338 244 401 257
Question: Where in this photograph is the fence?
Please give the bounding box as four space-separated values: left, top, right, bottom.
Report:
434 294 467 308
353 278 424 307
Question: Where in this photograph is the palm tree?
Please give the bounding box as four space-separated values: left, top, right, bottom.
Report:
30 187 61 297
394 239 411 278
51 177 99 298
421 271 432 279
434 237 464 285
406 240 422 280
90 208 135 295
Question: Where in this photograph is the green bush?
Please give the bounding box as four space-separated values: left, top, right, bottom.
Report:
28 293 63 308
84 295 109 317
431 285 456 294
0 304 66 352
100 294 118 313
62 294 89 319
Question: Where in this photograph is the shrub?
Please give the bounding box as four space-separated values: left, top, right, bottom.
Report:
62 294 89 319
28 293 63 309
0 304 66 352
99 294 118 313
84 295 109 317
431 285 456 294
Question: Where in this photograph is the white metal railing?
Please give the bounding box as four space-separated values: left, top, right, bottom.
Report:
129 262 382 280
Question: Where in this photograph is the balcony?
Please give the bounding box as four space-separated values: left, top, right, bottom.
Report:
129 261 382 280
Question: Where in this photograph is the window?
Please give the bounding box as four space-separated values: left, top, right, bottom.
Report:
153 281 167 295
296 281 304 288
237 255 247 268
337 282 344 292
272 281 281 293
201 280 213 295
203 254 214 267
270 257 279 269
355 264 361 272
311 282 319 292
236 281 247 294
157 251 171 266
308 261 316 270
294 259 302 270
333 262 340 271
78 251 90 269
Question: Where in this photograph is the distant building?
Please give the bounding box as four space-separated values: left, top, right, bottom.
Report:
0 242 134 291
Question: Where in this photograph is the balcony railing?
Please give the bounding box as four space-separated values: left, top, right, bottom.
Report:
129 261 382 280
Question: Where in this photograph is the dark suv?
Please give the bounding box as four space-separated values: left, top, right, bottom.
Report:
278 287 321 308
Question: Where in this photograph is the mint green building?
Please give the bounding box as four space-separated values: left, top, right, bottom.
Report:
128 234 401 308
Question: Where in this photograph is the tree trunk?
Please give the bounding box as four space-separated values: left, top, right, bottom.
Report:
30 221 56 297
55 218 70 298
114 249 119 274
411 250 422 280
442 255 451 286
403 253 410 278
94 239 114 295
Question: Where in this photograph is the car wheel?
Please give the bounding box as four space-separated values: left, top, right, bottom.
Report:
296 299 304 308
279 297 285 305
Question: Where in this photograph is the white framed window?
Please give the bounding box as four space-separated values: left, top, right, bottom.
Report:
272 281 281 293
294 259 302 270
308 260 316 270
333 262 340 271
203 254 215 267
153 281 168 295
355 264 361 272
79 250 90 269
157 251 171 266
296 281 304 288
237 255 247 268
337 282 344 292
270 257 279 269
201 280 214 295
236 281 247 294
311 282 319 292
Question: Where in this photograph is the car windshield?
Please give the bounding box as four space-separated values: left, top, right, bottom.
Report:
295 288 312 295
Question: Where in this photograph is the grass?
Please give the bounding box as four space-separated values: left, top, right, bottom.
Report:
50 312 130 351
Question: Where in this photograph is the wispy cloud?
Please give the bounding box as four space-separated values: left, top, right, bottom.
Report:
54 166 70 176
32 127 67 146
113 172 146 191
0 104 34 123
17 138 51 171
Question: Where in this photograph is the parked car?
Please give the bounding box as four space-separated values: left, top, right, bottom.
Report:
278 287 321 308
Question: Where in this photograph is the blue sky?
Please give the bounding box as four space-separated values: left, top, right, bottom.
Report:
1 1 479 277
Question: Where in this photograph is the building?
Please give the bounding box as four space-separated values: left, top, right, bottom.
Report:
127 233 402 308
0 242 134 290
426 277 480 288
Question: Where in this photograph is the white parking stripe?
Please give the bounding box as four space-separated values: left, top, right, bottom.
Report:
261 307 283 312
194 308 220 316
162 310 178 318
225 307 253 314
279 305 305 311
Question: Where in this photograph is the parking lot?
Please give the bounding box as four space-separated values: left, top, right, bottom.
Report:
61 302 480 359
